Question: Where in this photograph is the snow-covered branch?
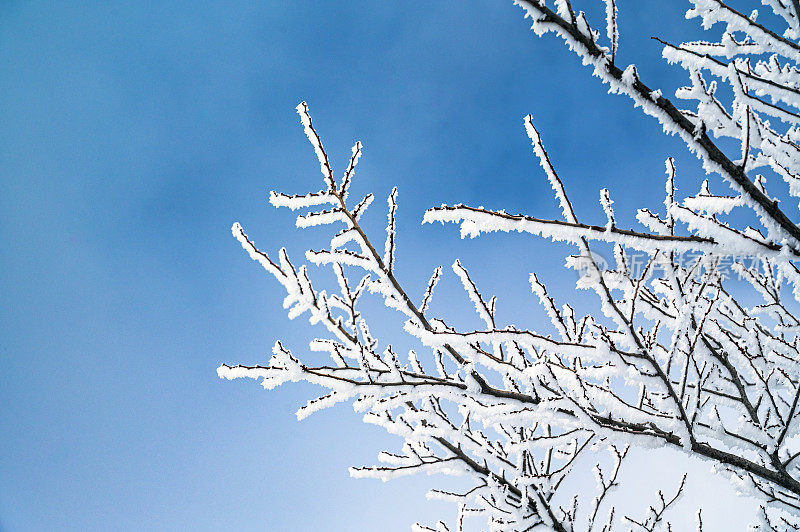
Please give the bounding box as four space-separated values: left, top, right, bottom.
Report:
223 1 800 528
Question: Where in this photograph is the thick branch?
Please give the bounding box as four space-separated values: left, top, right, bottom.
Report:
515 0 800 249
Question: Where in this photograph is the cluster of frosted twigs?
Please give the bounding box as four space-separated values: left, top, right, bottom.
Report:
222 1 800 530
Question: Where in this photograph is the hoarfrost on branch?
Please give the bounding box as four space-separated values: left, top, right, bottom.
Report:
221 1 800 529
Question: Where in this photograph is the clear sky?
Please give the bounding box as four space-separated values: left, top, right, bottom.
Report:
0 1 760 530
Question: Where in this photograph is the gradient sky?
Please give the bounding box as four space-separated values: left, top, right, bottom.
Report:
0 1 761 530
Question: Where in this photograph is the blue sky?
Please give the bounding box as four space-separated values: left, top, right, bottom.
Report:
0 1 760 530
